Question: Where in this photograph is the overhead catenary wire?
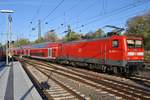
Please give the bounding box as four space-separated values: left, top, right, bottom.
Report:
30 0 65 33
102 0 107 14
44 0 98 32
88 8 148 34
72 0 150 30
38 0 82 35
64 0 107 27
44 0 100 33
30 0 45 23
45 0 82 24
72 0 145 26
30 0 99 35
29 0 150 39
44 0 149 34
22 0 45 39
34 0 82 35
58 0 150 35
42 0 65 21
69 0 138 27
66 0 98 23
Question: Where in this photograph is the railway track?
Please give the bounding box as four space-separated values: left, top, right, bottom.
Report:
129 75 150 87
22 62 51 100
144 60 150 66
22 61 87 100
64 65 150 90
144 61 150 64
18 57 150 100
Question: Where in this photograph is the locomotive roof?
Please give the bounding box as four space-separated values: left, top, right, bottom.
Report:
63 35 143 44
62 35 126 44
127 37 143 40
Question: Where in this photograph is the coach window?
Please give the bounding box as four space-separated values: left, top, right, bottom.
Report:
112 40 119 48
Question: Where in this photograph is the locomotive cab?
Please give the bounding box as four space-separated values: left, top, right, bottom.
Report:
108 36 144 75
126 37 144 73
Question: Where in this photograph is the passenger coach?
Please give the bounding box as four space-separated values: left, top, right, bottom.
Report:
13 42 61 61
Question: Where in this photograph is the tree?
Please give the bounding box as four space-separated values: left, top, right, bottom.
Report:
14 38 30 47
83 31 94 39
33 30 58 44
34 37 45 44
126 11 150 50
93 28 103 38
44 30 58 42
62 25 81 42
63 31 81 42
83 28 103 39
127 16 150 37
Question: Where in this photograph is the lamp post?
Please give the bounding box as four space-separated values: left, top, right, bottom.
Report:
0 9 14 66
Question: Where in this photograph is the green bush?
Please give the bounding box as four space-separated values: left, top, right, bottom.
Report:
144 53 150 61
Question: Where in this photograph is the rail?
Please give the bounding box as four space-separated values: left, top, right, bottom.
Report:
19 57 150 100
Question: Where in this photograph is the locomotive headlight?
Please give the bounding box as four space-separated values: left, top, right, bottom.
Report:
137 52 144 56
128 52 134 56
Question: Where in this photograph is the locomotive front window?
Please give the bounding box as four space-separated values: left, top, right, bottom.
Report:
127 40 142 48
135 40 142 48
112 40 119 48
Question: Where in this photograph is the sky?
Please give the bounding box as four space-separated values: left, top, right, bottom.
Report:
0 0 150 44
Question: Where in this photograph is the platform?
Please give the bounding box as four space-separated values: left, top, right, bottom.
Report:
0 61 42 100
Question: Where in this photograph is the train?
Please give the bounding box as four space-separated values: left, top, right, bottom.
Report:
12 34 144 75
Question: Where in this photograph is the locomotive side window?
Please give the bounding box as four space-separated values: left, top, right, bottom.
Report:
112 40 119 48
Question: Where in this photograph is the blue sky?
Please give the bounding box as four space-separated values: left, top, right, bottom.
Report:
0 0 150 44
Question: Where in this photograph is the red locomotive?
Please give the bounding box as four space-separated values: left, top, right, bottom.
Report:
12 35 144 75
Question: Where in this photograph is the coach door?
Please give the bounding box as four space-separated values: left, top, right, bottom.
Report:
28 49 30 56
48 48 52 58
